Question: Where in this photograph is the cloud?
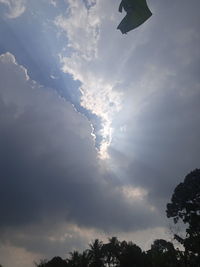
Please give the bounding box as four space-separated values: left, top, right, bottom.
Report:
0 0 200 265
0 244 41 267
0 52 163 265
55 0 124 158
55 0 200 221
0 52 97 229
56 0 200 162
126 86 200 199
0 0 26 18
55 0 100 60
50 0 57 7
109 0 200 208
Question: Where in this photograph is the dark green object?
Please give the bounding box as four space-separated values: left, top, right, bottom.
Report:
117 0 152 34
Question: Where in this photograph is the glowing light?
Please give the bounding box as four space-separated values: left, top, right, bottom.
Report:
121 186 148 201
56 1 123 159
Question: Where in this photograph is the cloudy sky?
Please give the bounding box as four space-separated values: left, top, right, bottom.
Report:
0 0 200 266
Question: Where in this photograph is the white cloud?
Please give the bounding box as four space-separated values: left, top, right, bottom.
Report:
0 0 26 18
120 185 148 202
55 0 100 60
50 0 57 7
55 0 124 158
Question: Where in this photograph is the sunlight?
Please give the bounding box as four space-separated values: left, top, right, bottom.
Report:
79 82 122 160
98 119 113 159
121 185 148 201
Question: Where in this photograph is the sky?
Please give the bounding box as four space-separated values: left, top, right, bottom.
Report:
0 0 200 266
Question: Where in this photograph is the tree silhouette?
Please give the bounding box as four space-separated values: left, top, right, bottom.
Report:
67 251 82 267
119 240 143 267
102 237 120 266
80 251 90 267
88 239 104 267
35 257 68 267
166 169 200 265
47 257 68 267
147 239 179 267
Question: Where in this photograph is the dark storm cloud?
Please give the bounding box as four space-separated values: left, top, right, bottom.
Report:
109 0 200 211
1 1 200 265
111 71 200 211
0 52 160 244
127 86 200 188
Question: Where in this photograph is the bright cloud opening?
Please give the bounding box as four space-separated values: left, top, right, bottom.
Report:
55 0 123 159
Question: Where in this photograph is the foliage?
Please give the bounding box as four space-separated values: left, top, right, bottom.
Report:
35 257 68 267
37 238 183 267
166 169 200 263
88 239 104 267
67 251 90 267
147 239 179 267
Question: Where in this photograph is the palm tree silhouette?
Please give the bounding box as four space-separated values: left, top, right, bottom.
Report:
88 239 104 267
